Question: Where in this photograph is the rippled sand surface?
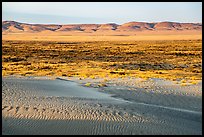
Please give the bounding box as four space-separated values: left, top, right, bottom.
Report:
2 77 202 135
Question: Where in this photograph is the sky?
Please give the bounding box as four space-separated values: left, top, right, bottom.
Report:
2 2 202 24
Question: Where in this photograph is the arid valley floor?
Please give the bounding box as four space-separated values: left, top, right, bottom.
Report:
2 22 202 135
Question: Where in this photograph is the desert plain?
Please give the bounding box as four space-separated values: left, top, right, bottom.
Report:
2 21 202 135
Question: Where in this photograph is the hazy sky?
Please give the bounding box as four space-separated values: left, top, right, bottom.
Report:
2 2 202 24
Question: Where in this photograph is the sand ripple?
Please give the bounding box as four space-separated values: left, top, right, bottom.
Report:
2 77 202 135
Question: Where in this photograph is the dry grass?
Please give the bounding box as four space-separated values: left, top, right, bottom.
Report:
2 39 202 81
84 83 91 87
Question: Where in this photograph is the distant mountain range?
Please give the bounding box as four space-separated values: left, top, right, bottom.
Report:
2 21 202 33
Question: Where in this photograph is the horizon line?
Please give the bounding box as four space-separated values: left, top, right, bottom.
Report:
2 20 202 25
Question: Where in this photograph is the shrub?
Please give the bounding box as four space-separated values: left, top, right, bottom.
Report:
84 83 91 87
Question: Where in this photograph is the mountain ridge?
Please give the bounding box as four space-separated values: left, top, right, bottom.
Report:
2 20 202 33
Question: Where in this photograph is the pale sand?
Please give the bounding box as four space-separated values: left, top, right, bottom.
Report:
2 77 202 135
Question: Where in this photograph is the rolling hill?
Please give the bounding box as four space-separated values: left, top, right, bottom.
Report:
2 21 202 33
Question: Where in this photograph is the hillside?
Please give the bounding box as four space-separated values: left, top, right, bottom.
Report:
2 21 202 33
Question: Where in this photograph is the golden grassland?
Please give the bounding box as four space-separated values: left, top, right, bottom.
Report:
2 38 202 83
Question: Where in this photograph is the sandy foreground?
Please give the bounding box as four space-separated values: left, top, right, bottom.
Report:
2 76 202 135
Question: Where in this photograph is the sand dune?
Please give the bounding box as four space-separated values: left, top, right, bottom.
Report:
2 77 202 135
